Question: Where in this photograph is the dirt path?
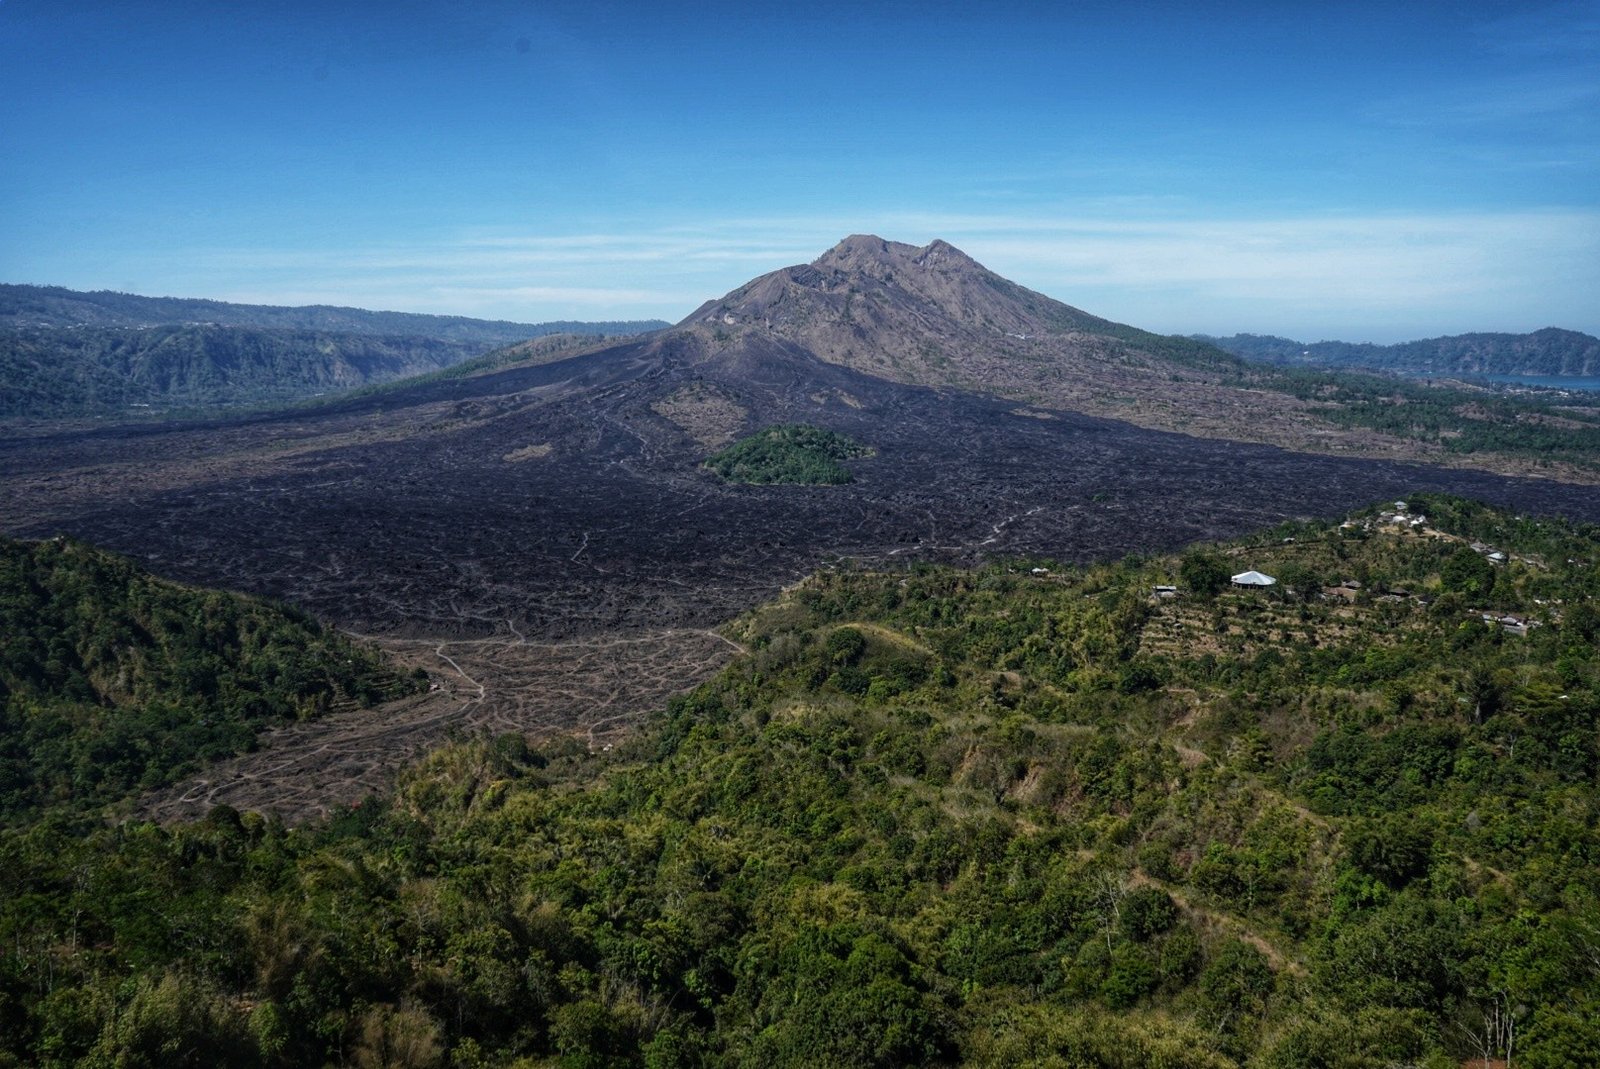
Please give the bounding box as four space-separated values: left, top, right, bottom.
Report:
138 626 741 824
1128 869 1306 975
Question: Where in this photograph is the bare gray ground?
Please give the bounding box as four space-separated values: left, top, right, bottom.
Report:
138 627 741 824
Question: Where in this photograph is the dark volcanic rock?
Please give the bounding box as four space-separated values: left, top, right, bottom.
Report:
3 322 1596 641
4 237 1598 641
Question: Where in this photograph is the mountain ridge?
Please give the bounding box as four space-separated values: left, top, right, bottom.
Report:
1199 326 1600 377
0 284 669 418
0 282 668 343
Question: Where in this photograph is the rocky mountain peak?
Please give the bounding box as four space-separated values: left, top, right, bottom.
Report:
812 234 984 276
671 234 1232 403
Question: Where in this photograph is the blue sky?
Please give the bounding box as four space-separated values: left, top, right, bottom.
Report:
2 0 1596 341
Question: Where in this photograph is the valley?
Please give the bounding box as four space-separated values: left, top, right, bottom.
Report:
6 237 1600 1068
7 239 1600 821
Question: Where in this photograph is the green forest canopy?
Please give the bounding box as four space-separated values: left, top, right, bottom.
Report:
2 494 1599 1067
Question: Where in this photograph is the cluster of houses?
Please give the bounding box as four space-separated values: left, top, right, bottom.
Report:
1134 503 1559 641
1343 500 1430 534
1481 611 1534 636
1342 501 1524 568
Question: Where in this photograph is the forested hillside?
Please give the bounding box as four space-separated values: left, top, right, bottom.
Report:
0 536 419 822
2 496 1596 1067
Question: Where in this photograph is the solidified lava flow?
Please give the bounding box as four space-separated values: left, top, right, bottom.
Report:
6 293 1599 819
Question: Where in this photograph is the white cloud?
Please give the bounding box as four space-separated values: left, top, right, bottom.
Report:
120 208 1600 341
887 210 1600 340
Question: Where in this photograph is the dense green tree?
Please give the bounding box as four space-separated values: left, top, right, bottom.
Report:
1441 545 1496 598
1180 551 1231 597
704 425 871 485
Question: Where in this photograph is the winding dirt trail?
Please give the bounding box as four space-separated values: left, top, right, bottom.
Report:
138 626 742 824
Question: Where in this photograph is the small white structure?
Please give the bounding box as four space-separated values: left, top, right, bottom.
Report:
1232 570 1277 587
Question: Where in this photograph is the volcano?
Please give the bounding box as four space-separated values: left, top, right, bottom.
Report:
3 236 1596 641
10 235 1600 818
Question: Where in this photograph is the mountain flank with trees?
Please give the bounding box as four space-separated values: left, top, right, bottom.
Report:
0 535 419 823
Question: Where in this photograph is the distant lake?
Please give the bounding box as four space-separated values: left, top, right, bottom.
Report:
1470 374 1600 392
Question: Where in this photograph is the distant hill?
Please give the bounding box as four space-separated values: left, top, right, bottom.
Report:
0 283 666 345
1198 327 1600 377
0 284 668 418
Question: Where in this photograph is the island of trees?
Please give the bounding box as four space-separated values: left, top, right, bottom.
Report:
704 424 873 485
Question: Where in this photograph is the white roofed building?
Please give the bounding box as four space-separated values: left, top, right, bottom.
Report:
1232 570 1277 587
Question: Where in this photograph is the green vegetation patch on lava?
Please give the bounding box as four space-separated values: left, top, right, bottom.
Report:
704 423 874 485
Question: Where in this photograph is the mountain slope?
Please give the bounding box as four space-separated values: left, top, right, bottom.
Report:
1201 327 1600 377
